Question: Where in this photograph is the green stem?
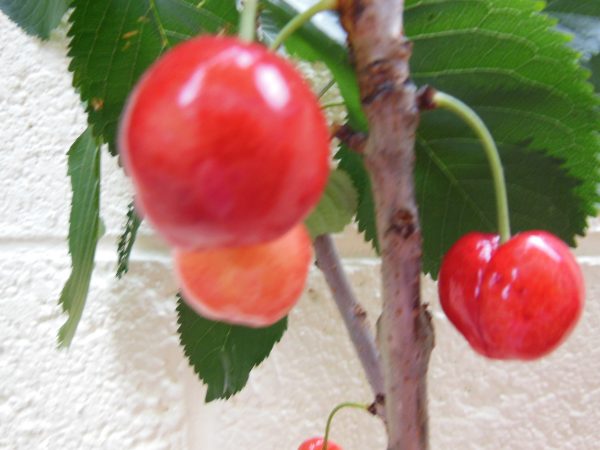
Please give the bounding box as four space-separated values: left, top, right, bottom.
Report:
318 78 336 99
322 402 368 450
269 0 338 51
433 91 511 243
239 0 259 42
321 101 346 110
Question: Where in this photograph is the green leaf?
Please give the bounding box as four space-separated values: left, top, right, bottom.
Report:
68 0 239 155
0 0 69 39
264 0 599 277
116 201 142 279
546 0 600 14
589 53 600 92
305 169 358 238
262 0 366 130
335 146 379 252
415 133 583 276
176 296 287 401
58 127 101 347
407 0 599 276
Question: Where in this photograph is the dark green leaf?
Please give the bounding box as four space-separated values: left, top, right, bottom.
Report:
265 0 599 277
305 169 358 238
546 0 600 15
407 0 599 275
58 127 101 347
589 53 600 92
407 0 598 209
335 146 379 252
116 201 142 279
177 296 287 401
415 128 583 276
68 0 239 155
0 0 69 39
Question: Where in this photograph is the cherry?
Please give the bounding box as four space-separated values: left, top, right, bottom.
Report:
119 35 330 250
174 223 312 327
298 437 342 450
438 231 584 360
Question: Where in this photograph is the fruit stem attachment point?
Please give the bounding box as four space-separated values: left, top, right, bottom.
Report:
322 402 368 450
269 0 338 51
433 91 511 243
239 0 260 42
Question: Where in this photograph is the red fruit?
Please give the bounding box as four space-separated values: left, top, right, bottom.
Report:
438 231 584 360
119 36 330 250
298 437 342 450
174 224 312 327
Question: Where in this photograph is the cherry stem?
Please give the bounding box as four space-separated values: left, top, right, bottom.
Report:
269 0 338 51
239 0 260 42
322 402 368 450
318 78 336 99
321 101 346 110
433 91 511 243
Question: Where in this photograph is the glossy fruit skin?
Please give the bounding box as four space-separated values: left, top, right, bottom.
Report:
174 224 312 327
119 36 330 250
439 231 584 360
298 437 342 450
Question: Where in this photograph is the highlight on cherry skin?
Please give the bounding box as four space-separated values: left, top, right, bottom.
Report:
298 437 342 450
174 223 312 328
438 230 584 360
119 35 330 250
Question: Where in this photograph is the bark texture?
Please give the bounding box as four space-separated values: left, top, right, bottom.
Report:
338 1 435 448
314 235 385 419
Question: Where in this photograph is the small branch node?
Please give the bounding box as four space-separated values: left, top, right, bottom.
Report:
416 85 437 111
334 123 368 154
386 208 417 239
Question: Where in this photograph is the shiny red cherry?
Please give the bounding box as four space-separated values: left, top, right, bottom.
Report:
438 231 584 360
119 36 330 250
298 437 342 450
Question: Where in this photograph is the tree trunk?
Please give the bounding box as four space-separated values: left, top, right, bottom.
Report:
338 1 435 448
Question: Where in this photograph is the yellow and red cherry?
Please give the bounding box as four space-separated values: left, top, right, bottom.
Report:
174 224 312 327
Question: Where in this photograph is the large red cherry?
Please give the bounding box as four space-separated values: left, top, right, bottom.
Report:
298 437 342 450
119 36 330 249
438 231 584 360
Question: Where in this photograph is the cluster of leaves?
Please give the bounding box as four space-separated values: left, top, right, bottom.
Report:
1 0 598 400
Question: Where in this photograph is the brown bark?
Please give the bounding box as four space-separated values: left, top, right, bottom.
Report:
338 1 435 449
314 235 385 420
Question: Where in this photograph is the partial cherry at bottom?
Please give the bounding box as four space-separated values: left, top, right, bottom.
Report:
438 230 584 360
298 437 342 450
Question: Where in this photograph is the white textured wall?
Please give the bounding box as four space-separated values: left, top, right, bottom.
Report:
1 12 600 450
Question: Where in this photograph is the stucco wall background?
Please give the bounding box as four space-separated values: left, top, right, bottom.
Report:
1 10 599 450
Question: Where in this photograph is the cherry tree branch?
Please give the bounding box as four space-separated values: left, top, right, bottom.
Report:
338 0 435 449
313 234 385 418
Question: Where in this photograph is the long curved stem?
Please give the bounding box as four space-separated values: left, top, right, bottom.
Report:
239 0 259 42
322 402 368 450
433 91 511 243
269 0 338 51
